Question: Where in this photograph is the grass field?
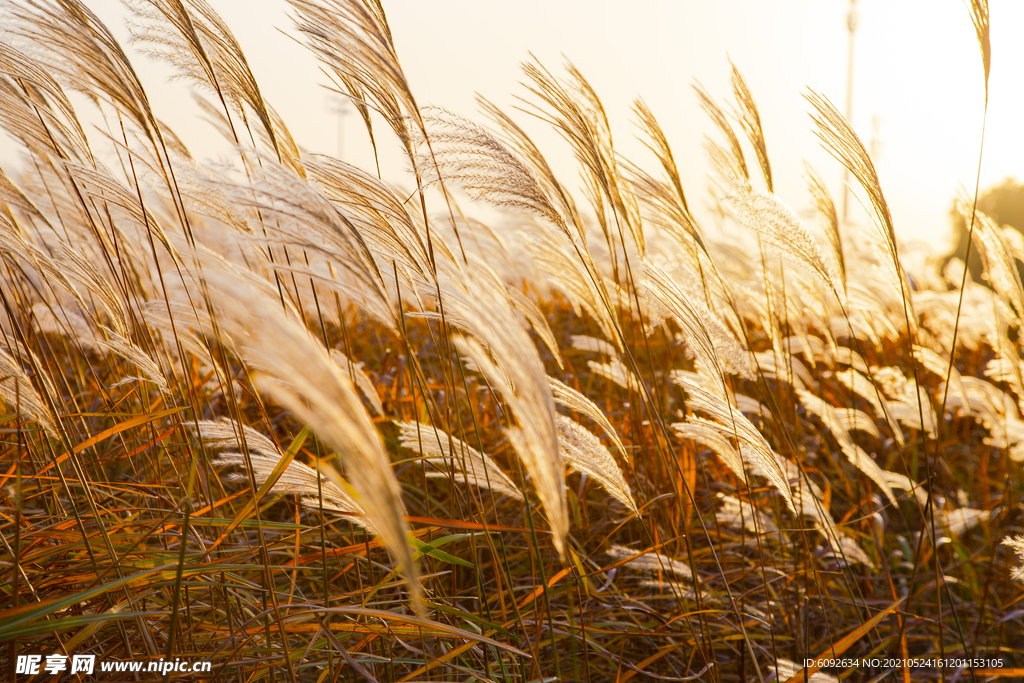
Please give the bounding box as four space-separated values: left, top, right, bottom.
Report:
1 0 1022 680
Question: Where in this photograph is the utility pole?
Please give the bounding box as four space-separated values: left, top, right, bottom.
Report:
328 94 350 159
842 0 858 223
869 114 883 161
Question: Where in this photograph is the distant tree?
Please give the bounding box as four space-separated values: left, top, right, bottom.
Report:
948 178 1024 283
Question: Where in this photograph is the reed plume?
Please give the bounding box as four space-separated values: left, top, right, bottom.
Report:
396 420 524 502
0 1 1015 677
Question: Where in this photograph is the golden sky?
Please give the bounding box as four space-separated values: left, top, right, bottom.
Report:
13 0 1024 250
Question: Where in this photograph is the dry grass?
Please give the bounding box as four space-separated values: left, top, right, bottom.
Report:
1 0 1022 681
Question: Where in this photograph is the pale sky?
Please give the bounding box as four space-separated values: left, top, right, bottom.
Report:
9 1 1024 251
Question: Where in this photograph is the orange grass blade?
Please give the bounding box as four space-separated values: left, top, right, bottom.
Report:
71 407 185 454
517 566 572 610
